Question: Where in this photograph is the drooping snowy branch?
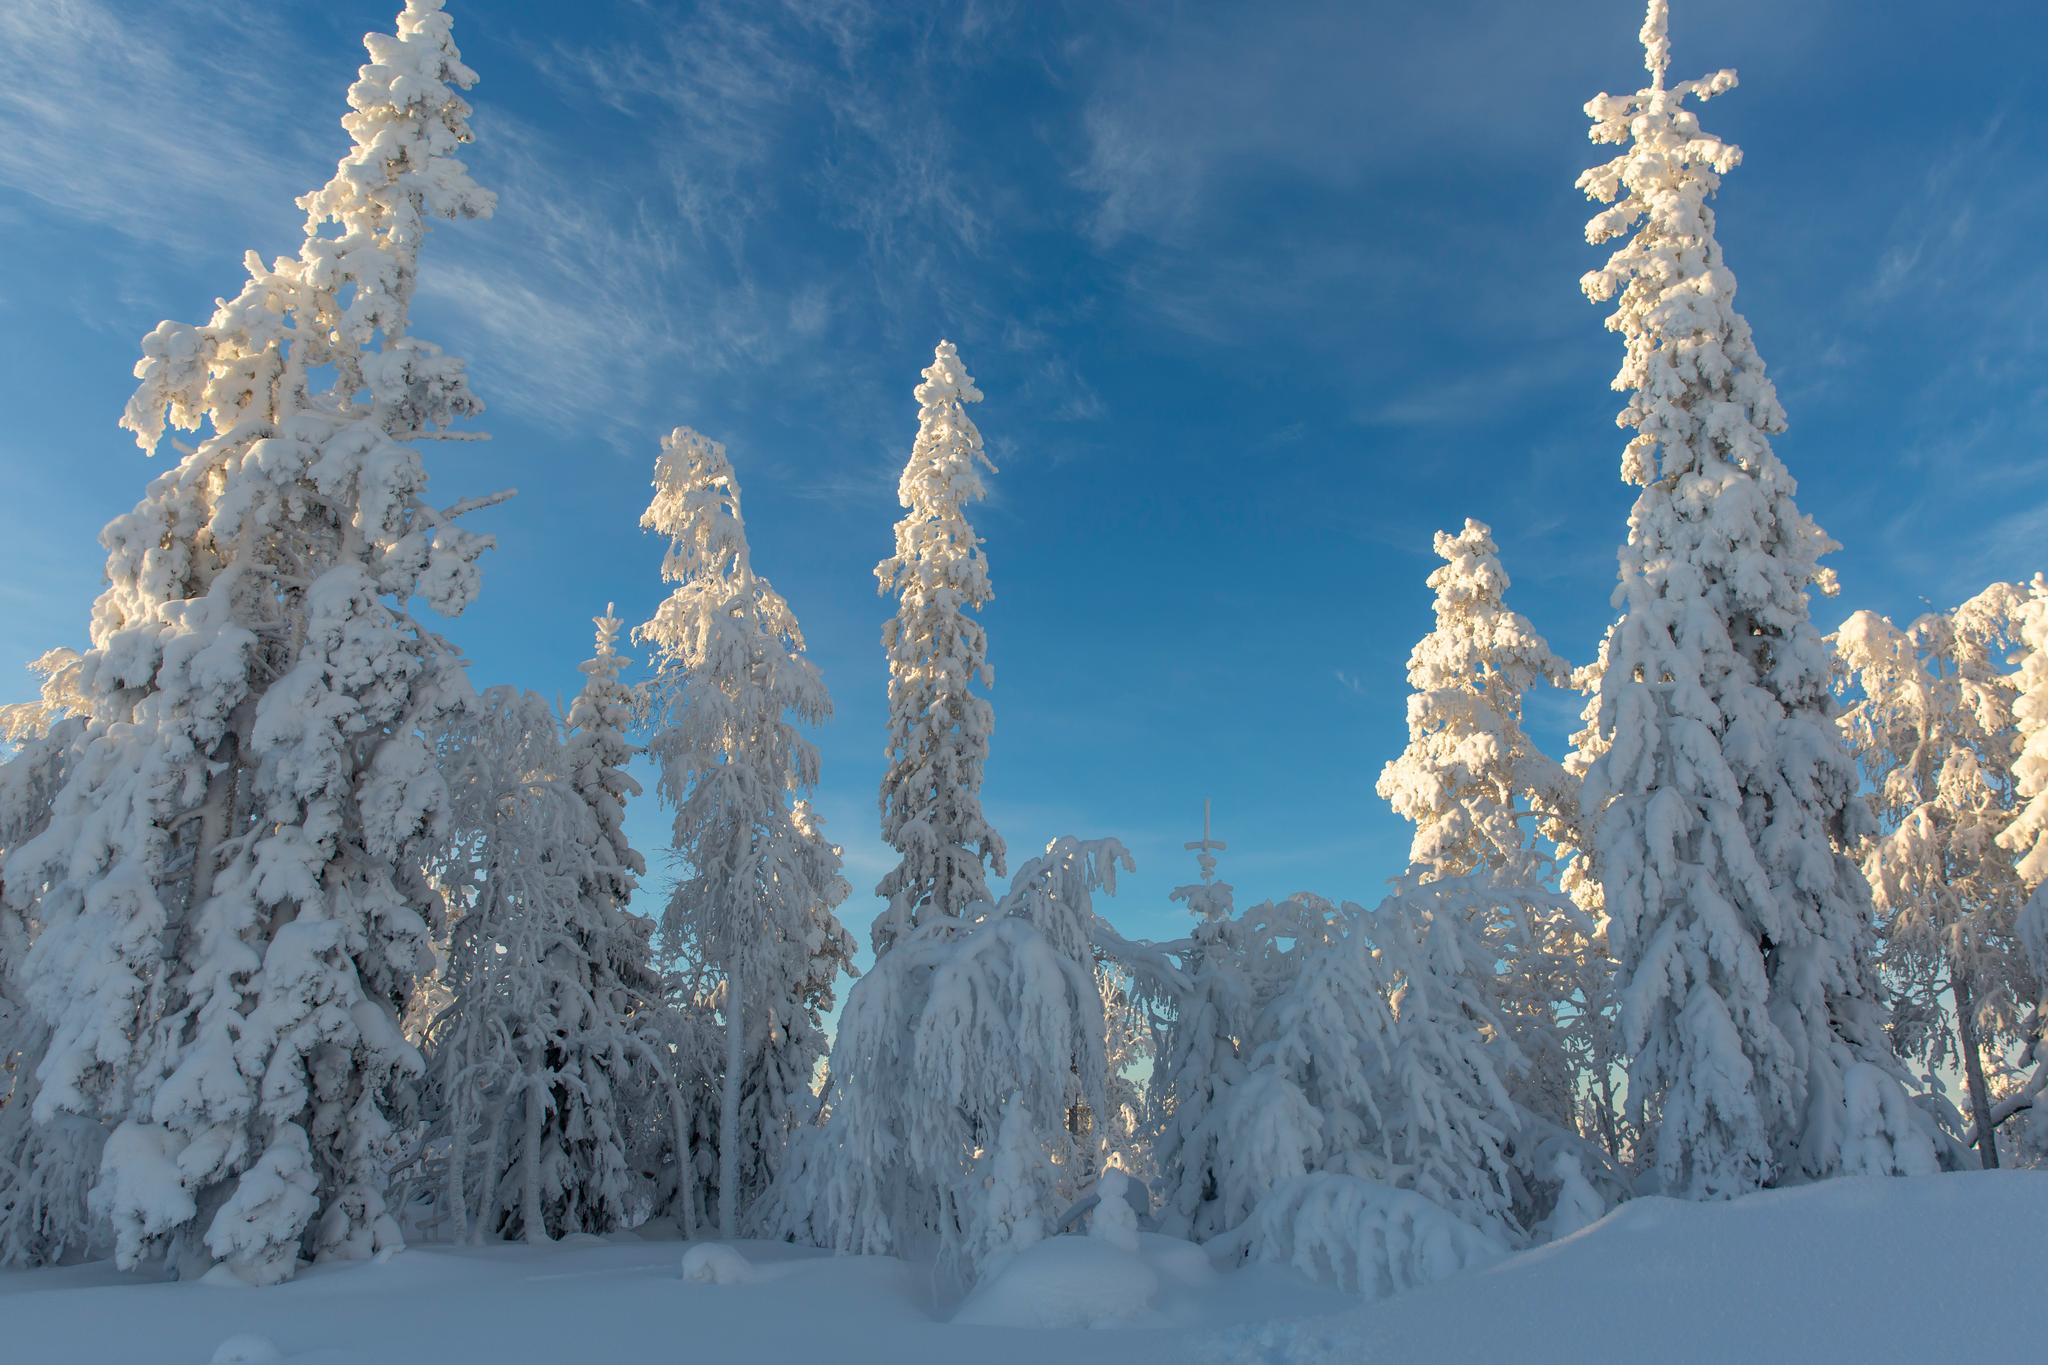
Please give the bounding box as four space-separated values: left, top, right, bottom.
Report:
779 837 1126 1285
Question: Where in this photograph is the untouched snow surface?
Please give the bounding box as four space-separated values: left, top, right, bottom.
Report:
1214 1173 2043 1363
1 1173 2039 1364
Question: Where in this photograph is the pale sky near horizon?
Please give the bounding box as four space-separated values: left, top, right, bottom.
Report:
1 0 2043 957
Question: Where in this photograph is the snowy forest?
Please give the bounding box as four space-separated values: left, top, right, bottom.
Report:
1 1 2044 1360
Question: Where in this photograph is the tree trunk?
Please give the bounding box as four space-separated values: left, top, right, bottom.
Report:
1593 1062 1622 1164
1952 972 2000 1170
719 968 744 1240
184 708 248 923
522 1077 548 1241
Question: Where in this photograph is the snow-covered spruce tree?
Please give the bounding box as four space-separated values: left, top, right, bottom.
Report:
420 612 673 1244
0 650 88 1028
4 0 498 1284
1377 520 1575 887
1576 0 1934 1198
635 966 722 1238
636 427 849 1240
1152 808 1255 1240
2004 577 2048 891
1368 879 1531 1239
424 684 665 1241
0 651 103 1268
781 838 1125 1285
1554 628 1632 1166
736 797 855 1227
956 1089 1055 1281
1196 899 1371 1239
1375 519 1595 1152
561 604 702 1211
563 605 649 948
1834 589 2039 1168
1989 575 2048 1147
872 341 1006 957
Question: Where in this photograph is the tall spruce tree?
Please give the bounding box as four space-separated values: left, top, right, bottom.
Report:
2003 577 2048 894
5 0 498 1282
1576 0 1935 1198
872 341 1005 956
637 427 846 1240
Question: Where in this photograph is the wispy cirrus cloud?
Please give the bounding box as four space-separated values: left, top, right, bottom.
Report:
499 0 1098 462
0 0 329 250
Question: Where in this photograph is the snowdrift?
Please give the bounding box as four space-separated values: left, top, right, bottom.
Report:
1214 1172 2043 1364
0 1173 2037 1364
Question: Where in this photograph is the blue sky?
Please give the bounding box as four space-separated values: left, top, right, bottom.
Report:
1 0 2044 954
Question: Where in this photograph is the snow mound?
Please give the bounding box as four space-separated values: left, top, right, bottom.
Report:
208 1335 282 1364
954 1233 1162 1329
1087 1170 1141 1251
680 1243 757 1285
956 1172 1223 1330
1209 1173 2047 1364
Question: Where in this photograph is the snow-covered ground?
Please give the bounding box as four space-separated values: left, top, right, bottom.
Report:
3 1172 2038 1364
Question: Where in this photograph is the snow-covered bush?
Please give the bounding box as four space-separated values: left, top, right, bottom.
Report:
1232 1172 1505 1301
779 837 1127 1285
1186 872 1573 1273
